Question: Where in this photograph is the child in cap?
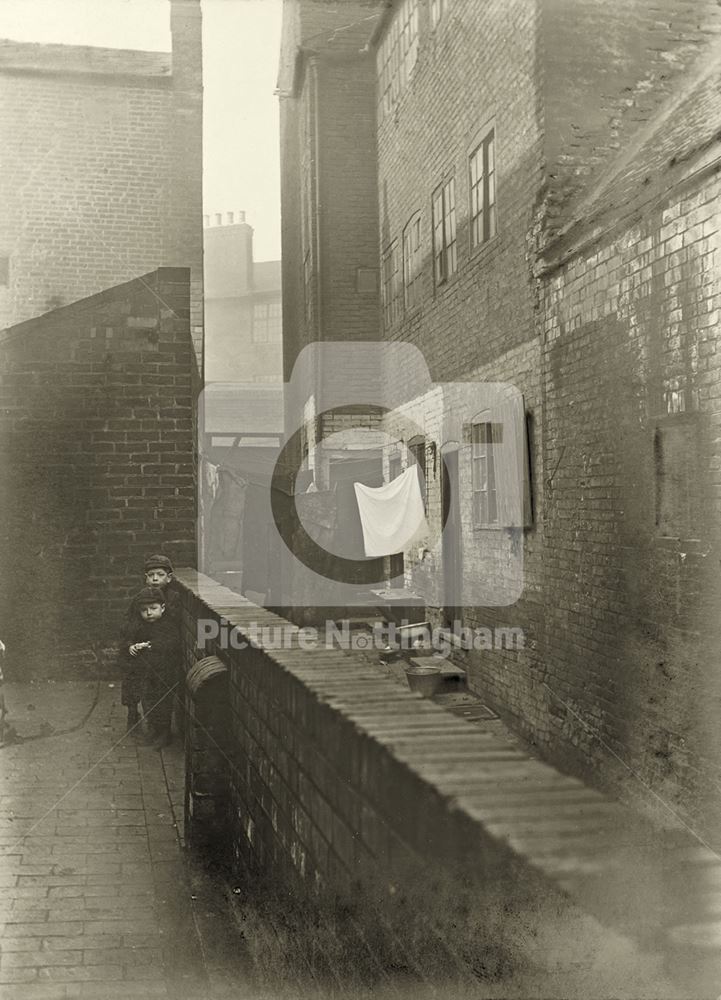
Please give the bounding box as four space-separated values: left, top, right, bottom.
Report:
126 586 179 750
142 554 181 623
120 554 180 732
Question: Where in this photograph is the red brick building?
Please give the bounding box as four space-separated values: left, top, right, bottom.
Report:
0 0 203 368
279 0 721 826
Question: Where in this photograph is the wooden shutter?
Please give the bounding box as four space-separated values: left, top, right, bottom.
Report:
495 393 532 528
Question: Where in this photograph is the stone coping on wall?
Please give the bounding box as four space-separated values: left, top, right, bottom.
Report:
175 567 721 982
0 39 172 79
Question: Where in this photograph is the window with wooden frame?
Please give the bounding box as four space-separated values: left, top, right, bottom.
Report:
469 396 532 529
402 213 423 310
470 126 496 249
252 301 282 343
377 0 419 117
432 178 457 287
382 241 402 328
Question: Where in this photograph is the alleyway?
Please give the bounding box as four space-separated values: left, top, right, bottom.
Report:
0 681 253 1000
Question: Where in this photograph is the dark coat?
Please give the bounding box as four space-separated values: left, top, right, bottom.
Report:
127 614 180 680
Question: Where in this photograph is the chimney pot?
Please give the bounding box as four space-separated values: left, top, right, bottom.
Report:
215 213 222 226
227 212 234 224
238 211 246 223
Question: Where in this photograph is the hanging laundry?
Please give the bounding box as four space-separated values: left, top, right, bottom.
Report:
353 466 428 558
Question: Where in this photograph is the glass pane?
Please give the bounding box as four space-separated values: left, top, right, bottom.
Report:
488 490 498 523
470 149 479 186
479 492 488 525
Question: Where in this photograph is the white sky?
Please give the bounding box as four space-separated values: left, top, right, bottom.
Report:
0 0 283 261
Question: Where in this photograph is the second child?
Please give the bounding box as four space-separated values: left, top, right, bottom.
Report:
127 587 179 750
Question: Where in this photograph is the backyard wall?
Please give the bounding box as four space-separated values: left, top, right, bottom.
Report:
177 569 721 997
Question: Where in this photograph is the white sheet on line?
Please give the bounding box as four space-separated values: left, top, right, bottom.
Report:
353 466 428 557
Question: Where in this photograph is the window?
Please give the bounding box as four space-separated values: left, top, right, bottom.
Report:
0 257 8 286
470 127 496 248
402 214 423 310
382 241 402 328
471 421 499 527
432 178 457 287
431 0 446 27
252 302 282 343
377 0 419 116
469 399 533 529
654 415 701 538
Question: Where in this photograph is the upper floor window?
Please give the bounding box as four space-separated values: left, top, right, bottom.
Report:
252 301 282 343
402 213 423 310
431 0 447 27
432 178 457 287
382 241 402 328
470 127 496 248
377 0 419 117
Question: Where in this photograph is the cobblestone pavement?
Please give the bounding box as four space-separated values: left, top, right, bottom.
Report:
0 681 253 1000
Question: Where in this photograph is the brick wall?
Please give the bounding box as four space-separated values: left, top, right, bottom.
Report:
372 0 546 747
0 0 203 370
176 570 709 995
536 170 721 824
376 0 541 380
0 269 196 678
317 56 380 347
280 0 721 833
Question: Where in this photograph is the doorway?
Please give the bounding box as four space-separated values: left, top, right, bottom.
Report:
441 446 463 629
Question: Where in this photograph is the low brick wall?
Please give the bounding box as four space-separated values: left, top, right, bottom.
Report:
173 569 719 996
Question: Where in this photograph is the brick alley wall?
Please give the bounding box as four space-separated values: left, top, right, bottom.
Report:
0 268 196 678
536 169 721 825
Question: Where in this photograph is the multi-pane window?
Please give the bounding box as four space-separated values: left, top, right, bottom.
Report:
252 302 282 343
377 0 419 117
470 128 496 248
402 213 423 310
471 421 499 527
432 178 457 287
382 241 402 328
431 0 446 27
